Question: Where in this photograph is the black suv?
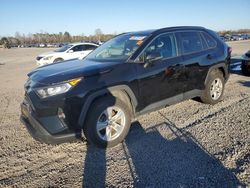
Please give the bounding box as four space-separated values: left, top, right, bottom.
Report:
241 50 250 75
21 26 231 148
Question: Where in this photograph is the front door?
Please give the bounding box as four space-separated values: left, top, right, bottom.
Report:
135 33 187 110
69 45 86 59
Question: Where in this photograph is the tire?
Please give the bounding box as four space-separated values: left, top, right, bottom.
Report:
53 58 64 63
200 69 225 105
241 61 250 76
83 96 131 148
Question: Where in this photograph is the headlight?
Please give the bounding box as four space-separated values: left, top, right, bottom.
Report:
36 78 82 98
43 56 53 60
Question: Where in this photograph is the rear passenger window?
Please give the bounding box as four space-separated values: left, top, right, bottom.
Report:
179 32 203 54
202 32 217 48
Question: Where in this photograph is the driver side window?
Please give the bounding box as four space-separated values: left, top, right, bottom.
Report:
139 33 177 62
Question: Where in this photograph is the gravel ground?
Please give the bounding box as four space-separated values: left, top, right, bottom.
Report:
0 43 249 188
227 40 250 56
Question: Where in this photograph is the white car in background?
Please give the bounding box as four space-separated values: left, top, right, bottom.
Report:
36 42 99 66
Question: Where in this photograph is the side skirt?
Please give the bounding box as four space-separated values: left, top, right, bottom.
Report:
136 89 202 117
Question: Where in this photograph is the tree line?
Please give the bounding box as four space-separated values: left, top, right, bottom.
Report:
0 29 115 48
1 28 250 48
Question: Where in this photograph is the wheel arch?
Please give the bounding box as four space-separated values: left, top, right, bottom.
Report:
53 57 64 63
205 63 228 85
78 85 138 128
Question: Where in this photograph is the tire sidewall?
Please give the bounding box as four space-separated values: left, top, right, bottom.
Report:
203 70 225 104
84 96 131 148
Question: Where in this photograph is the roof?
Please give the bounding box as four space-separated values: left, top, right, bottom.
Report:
153 26 206 34
70 42 99 46
126 26 206 36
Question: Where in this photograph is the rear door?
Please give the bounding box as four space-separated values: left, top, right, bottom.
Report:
176 31 212 93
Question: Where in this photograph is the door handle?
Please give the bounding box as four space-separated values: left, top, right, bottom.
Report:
207 54 213 59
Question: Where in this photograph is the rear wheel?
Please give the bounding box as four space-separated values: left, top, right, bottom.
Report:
200 69 225 105
241 60 250 76
83 96 131 148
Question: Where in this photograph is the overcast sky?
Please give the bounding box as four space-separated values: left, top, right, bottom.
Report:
1 0 250 36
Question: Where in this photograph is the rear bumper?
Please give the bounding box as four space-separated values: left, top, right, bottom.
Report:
20 100 82 144
242 59 250 65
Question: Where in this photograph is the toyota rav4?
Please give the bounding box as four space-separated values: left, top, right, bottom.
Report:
21 26 231 148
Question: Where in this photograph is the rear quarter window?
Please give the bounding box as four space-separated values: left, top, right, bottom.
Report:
178 31 204 54
202 32 217 48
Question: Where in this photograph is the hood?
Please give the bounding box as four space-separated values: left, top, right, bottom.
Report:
28 59 118 85
37 51 61 57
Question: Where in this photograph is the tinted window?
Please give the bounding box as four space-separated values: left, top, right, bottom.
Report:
142 33 177 60
202 32 217 48
85 45 97 50
179 32 203 54
54 44 73 52
72 45 85 52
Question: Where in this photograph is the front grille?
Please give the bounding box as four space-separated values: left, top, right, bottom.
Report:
36 56 43 61
25 92 35 112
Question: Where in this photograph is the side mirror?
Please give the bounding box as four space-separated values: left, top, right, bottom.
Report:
144 52 162 68
68 49 74 53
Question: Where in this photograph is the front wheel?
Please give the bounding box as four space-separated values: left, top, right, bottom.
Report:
84 96 131 148
200 70 225 105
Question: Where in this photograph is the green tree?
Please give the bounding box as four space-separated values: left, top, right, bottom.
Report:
0 37 10 48
63 31 71 42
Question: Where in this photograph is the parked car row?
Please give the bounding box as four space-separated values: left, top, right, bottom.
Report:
15 40 103 49
17 44 58 48
220 34 250 41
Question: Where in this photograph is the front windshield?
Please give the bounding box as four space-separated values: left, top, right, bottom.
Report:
86 33 149 61
54 44 73 52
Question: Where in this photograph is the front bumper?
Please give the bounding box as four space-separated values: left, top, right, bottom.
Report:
20 98 82 144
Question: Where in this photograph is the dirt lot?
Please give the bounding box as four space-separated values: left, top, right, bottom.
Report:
227 40 250 56
0 42 249 187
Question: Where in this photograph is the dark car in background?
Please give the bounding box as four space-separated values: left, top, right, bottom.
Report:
20 26 231 148
241 50 250 75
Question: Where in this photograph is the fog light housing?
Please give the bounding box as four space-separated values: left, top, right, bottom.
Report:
58 108 66 120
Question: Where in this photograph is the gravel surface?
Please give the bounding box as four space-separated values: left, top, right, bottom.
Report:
226 40 250 56
0 45 249 188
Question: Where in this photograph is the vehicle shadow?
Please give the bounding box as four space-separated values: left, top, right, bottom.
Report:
82 145 106 187
82 112 245 188
238 80 250 87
